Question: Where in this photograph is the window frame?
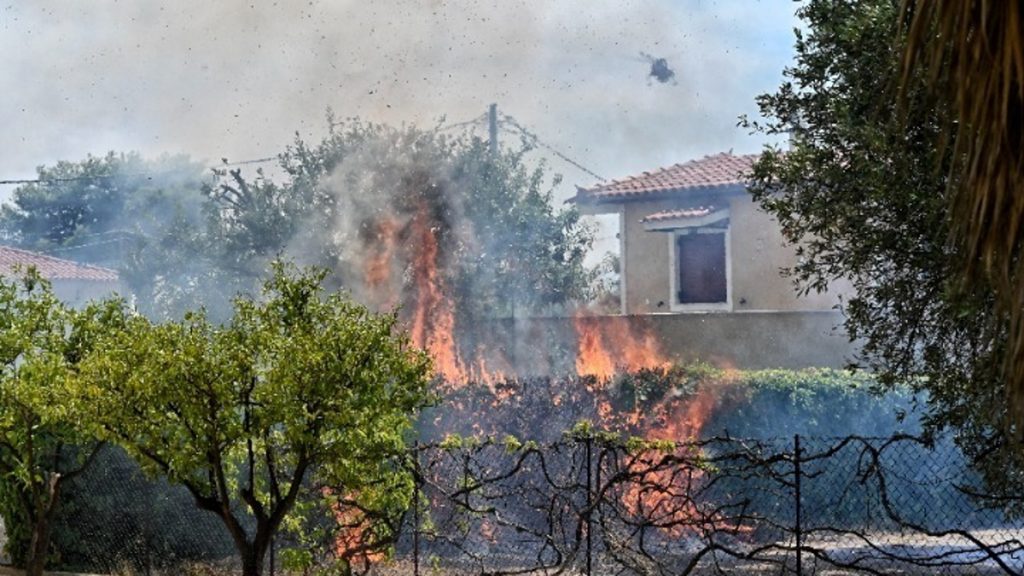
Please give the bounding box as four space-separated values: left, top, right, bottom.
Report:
668 223 731 312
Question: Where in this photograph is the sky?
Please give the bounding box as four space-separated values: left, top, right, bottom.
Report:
0 0 798 251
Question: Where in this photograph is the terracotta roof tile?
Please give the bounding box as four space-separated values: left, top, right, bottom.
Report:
640 206 717 223
0 246 119 282
572 152 759 203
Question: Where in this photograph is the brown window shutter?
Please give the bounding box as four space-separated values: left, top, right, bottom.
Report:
676 232 726 304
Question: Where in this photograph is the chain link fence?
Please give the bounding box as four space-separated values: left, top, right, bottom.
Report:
6 434 1022 575
48 448 237 575
380 433 1024 576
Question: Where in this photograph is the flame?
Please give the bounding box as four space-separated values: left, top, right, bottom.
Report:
407 208 468 384
359 207 520 389
325 489 385 566
356 209 691 414
574 317 616 379
618 389 717 537
573 316 670 379
465 344 514 387
622 383 753 537
649 388 717 442
613 317 668 373
364 218 398 288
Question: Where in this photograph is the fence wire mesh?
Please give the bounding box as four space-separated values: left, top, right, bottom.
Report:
377 434 1024 576
45 448 238 575
5 434 1022 575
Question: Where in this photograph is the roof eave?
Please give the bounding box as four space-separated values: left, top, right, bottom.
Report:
642 208 730 232
570 182 749 209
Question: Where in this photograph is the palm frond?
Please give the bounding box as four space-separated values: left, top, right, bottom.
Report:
901 0 1024 435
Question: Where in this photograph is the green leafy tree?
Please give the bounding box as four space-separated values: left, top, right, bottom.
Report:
0 269 109 576
742 0 1016 488
899 2 1024 432
0 152 221 319
0 152 206 265
446 135 594 318
74 262 433 576
0 118 595 322
204 119 595 319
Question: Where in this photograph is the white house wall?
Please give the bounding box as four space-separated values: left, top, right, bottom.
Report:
620 194 849 314
51 279 123 308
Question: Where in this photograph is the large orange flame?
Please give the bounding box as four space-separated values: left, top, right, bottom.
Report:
573 316 670 380
407 209 467 384
349 205 741 564
574 317 616 379
619 380 752 538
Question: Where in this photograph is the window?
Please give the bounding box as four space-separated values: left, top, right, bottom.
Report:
675 229 727 304
664 213 730 311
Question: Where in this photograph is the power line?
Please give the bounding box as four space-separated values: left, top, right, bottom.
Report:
218 156 278 167
498 113 607 183
435 114 487 133
0 111 605 187
0 175 116 186
43 237 127 254
0 156 279 187
436 107 607 183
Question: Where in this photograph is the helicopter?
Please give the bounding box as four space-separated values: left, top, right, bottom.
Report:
639 51 677 85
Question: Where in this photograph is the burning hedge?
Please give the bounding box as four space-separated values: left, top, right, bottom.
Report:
421 364 917 444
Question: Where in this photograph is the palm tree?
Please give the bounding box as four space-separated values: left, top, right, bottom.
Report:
901 1 1024 434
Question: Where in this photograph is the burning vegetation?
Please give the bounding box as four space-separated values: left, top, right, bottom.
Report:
265 121 675 393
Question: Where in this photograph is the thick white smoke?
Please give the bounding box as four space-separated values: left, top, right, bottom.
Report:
0 0 796 197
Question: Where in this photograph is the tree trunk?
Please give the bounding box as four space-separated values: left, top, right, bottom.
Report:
219 516 272 576
24 476 62 576
241 549 261 576
25 520 50 576
239 537 271 576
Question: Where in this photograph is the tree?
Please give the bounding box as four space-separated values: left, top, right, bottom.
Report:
0 269 108 576
74 262 433 576
742 0 1019 488
205 119 595 319
0 152 221 319
0 152 206 265
899 1 1024 433
0 118 596 323
196 119 595 381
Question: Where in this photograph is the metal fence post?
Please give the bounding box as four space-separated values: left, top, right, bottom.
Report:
594 438 601 568
794 434 802 576
585 434 593 576
413 440 421 576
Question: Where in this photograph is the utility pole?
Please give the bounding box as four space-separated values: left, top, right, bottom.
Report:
488 103 498 155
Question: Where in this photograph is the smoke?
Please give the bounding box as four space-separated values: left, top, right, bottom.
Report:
290 125 470 310
0 0 838 383
0 0 797 203
274 121 593 382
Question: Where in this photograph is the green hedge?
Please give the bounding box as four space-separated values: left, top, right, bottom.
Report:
708 367 920 438
426 364 921 442
607 363 918 438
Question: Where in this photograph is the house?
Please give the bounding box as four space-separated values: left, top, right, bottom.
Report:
0 245 120 306
568 152 854 368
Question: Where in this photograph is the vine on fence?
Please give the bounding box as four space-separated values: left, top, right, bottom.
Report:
365 431 1024 576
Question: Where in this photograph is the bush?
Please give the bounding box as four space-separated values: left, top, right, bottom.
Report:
423 364 920 442
708 367 921 438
